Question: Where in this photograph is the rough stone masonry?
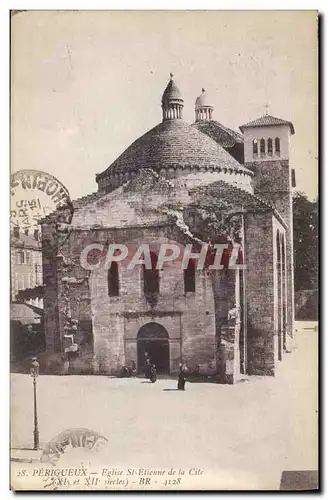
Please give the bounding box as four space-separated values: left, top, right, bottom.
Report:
41 75 295 383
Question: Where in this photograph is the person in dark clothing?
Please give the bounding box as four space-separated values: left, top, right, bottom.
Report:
177 364 186 390
149 364 157 383
144 356 151 378
131 360 137 376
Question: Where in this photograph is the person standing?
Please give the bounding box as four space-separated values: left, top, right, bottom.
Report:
149 364 157 383
144 354 151 378
131 360 137 376
177 364 186 390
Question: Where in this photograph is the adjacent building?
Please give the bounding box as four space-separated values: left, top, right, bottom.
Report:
10 228 43 308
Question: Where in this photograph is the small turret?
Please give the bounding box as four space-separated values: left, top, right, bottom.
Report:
161 73 184 121
195 88 213 122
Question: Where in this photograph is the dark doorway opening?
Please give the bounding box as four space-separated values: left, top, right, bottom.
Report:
239 268 247 374
137 322 169 374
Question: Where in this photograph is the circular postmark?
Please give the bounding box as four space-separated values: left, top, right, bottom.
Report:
10 169 74 249
40 428 108 466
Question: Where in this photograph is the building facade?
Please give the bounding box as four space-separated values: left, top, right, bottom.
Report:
41 75 295 382
11 228 43 309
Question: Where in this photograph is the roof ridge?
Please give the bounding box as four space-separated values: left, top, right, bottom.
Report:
73 191 104 207
40 191 105 224
192 120 244 148
211 120 244 140
10 233 41 249
240 114 295 134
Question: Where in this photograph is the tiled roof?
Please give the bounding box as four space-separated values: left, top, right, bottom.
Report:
72 192 105 209
11 232 41 250
190 180 272 210
192 120 244 148
190 181 287 227
97 119 252 181
239 114 295 135
11 302 42 324
39 191 105 224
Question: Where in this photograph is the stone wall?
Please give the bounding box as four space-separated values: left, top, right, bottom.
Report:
245 212 286 375
246 158 294 339
42 222 61 353
123 312 182 373
43 224 233 375
245 212 274 375
42 181 283 381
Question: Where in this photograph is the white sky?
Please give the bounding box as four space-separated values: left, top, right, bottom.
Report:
11 10 318 200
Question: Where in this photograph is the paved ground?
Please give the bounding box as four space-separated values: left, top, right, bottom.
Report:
10 323 318 490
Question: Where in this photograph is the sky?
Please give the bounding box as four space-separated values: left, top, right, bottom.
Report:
11 10 318 200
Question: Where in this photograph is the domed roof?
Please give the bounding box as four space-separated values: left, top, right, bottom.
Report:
97 119 251 183
195 88 213 108
162 74 183 103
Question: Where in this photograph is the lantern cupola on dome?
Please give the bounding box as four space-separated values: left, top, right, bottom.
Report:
195 88 214 122
161 73 184 121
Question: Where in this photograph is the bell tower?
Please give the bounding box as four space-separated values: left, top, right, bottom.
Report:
240 114 295 339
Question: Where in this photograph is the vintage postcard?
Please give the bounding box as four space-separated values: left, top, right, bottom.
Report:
10 10 318 491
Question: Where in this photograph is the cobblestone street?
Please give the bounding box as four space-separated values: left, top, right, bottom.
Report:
10 323 318 490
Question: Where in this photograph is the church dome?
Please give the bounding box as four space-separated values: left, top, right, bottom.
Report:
195 88 213 109
96 75 253 193
96 119 251 192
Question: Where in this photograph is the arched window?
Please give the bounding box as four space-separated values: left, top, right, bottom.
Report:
267 138 273 155
275 137 280 155
260 138 265 155
143 252 159 295
184 259 196 293
108 262 119 297
252 139 258 155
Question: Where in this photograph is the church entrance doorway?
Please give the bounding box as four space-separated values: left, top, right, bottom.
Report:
137 322 169 374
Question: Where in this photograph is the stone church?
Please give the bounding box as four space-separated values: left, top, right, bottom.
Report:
41 75 295 382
